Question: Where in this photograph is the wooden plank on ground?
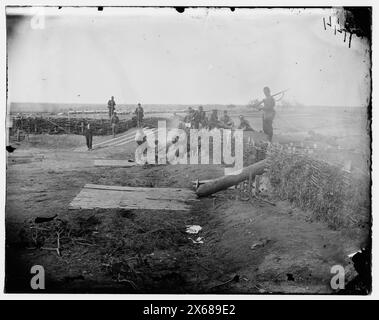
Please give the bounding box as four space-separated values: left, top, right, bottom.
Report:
94 160 137 167
8 153 44 158
84 184 198 200
69 184 198 211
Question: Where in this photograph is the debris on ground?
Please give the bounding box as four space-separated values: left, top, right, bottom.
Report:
250 238 270 250
209 274 240 290
189 237 204 244
34 214 58 224
185 225 202 234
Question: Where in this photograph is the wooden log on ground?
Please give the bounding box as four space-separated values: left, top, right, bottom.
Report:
196 159 269 197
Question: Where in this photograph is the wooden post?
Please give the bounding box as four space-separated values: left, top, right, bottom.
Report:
67 112 70 134
248 171 253 200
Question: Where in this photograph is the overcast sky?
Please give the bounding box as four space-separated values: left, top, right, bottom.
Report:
7 7 370 106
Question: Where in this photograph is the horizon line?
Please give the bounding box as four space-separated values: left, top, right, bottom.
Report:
8 101 366 109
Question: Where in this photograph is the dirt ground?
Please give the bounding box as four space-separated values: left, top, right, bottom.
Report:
5 116 370 294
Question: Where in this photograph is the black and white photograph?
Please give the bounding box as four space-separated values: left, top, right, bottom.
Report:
3 4 372 295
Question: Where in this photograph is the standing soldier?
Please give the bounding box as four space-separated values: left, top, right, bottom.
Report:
110 112 120 138
135 103 144 128
108 96 116 118
256 87 276 142
193 106 206 129
84 122 93 151
192 108 200 129
198 106 207 128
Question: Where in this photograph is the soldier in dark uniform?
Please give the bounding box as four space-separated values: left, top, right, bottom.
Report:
135 103 144 128
183 107 196 129
184 107 194 122
84 122 93 151
108 96 116 118
198 106 207 128
193 106 206 129
208 109 219 130
260 87 276 142
110 112 120 138
221 110 234 129
237 115 254 131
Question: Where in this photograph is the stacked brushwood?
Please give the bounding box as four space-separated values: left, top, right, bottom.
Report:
243 141 269 166
12 116 163 136
266 146 370 229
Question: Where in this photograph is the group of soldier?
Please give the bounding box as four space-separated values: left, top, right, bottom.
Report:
85 86 276 151
108 96 144 121
107 96 145 134
181 106 253 132
84 96 145 151
180 106 257 132
180 86 276 142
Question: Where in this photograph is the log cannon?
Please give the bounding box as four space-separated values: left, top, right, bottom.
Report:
195 159 269 197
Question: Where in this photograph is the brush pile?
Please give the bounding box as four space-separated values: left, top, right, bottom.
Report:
243 141 269 166
12 116 163 136
266 146 370 229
